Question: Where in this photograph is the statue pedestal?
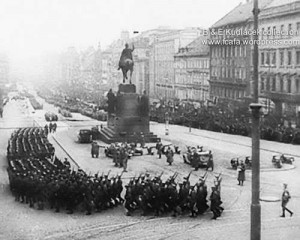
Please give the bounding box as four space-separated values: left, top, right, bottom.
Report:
100 84 159 143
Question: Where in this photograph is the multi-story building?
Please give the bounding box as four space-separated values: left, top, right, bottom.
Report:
209 0 267 104
79 44 102 103
131 28 173 96
174 36 210 102
0 53 9 86
101 50 111 89
209 0 300 121
152 28 202 101
258 0 300 121
131 38 150 94
60 47 81 98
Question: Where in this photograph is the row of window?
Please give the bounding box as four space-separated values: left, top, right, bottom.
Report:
260 76 300 93
261 50 300 67
175 59 209 69
261 22 300 40
211 45 247 58
155 43 174 55
211 86 245 100
175 75 209 85
211 67 246 79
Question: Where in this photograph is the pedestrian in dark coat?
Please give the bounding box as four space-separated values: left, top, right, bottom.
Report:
52 122 57 133
44 124 49 136
121 148 128 172
237 161 246 186
49 122 53 133
280 183 293 217
206 150 214 171
166 147 174 165
156 140 163 159
91 142 100 158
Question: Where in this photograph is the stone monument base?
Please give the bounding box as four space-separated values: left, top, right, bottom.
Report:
99 83 160 144
99 126 160 143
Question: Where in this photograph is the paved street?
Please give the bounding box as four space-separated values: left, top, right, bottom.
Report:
0 99 300 240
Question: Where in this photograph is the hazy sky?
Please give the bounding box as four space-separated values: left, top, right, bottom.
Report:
0 0 244 78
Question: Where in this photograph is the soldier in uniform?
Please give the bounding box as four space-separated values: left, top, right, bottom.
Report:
210 186 223 219
206 150 214 171
91 141 100 158
156 140 163 159
189 186 198 217
280 183 293 217
124 185 135 216
121 148 129 172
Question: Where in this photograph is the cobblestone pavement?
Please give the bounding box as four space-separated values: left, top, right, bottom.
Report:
0 99 299 240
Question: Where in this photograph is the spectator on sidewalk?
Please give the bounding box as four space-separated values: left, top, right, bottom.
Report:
280 183 293 217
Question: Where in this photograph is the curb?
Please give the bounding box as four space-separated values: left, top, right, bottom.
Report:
260 196 281 202
261 164 295 172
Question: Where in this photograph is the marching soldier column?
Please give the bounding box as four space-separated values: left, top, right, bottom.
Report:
6 127 224 219
6 127 123 215
124 171 224 219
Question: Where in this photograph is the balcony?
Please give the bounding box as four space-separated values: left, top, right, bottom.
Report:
265 91 300 103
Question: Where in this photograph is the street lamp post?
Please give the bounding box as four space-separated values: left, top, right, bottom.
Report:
250 103 262 240
251 0 262 240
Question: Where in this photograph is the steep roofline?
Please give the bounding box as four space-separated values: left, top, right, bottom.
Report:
211 2 245 28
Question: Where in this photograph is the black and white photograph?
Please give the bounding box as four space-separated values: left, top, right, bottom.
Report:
0 0 300 239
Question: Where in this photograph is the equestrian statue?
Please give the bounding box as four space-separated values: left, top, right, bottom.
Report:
118 43 134 84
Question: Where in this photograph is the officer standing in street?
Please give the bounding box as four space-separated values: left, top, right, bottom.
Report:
156 140 163 159
280 183 293 217
91 141 100 158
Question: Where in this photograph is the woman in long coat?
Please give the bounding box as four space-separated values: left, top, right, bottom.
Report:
237 161 246 186
166 147 174 165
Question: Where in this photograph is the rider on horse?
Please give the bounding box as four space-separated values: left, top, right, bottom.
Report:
118 43 135 83
118 43 134 70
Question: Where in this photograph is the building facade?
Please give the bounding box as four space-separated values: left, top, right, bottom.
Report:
152 28 202 101
174 36 210 102
60 47 81 90
79 44 102 103
257 0 300 120
131 28 172 96
209 0 300 121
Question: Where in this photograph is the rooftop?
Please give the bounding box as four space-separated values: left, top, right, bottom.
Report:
175 36 209 57
211 0 274 28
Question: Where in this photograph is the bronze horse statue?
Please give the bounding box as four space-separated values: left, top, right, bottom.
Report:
119 58 134 84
